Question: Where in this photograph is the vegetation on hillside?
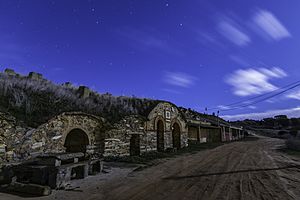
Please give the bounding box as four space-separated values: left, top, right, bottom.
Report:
0 73 159 127
179 107 230 125
232 115 300 131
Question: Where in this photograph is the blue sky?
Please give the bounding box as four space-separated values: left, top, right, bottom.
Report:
1 0 300 120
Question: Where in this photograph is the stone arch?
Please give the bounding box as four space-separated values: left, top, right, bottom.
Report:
64 128 90 153
31 112 106 155
145 102 189 151
171 119 182 149
154 115 165 130
155 116 165 152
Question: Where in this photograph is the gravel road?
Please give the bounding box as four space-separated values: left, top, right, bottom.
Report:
1 135 300 200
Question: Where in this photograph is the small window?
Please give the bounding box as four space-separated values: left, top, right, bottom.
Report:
165 111 171 119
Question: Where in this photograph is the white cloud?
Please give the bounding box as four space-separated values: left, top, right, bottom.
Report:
217 105 231 110
217 104 256 112
164 72 196 88
218 21 251 46
226 67 287 96
259 67 287 78
253 9 291 41
286 89 300 100
222 107 300 121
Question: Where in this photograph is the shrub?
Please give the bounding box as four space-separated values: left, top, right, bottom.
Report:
0 73 158 127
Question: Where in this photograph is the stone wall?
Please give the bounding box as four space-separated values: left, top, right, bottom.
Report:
104 115 145 156
0 112 30 163
1 103 189 161
77 86 91 98
28 72 43 80
140 132 157 153
4 68 17 76
27 112 105 157
145 102 188 150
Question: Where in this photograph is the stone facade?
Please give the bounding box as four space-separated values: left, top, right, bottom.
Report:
104 102 188 156
0 112 28 163
186 116 246 143
24 112 106 159
144 102 188 151
104 115 145 157
0 112 106 163
1 102 190 161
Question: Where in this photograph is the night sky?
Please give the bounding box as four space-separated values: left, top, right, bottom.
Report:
1 0 300 120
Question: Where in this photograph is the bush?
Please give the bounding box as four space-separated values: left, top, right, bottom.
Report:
0 73 158 127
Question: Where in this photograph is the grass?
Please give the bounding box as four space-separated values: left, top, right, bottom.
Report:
104 142 224 165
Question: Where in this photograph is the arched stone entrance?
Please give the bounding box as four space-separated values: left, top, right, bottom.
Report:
157 120 165 152
172 122 181 149
64 128 90 153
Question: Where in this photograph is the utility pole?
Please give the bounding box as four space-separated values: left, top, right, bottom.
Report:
217 110 220 127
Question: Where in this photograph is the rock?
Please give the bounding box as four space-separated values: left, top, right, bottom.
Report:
25 129 35 138
8 182 52 196
0 144 6 153
52 135 62 140
32 142 45 149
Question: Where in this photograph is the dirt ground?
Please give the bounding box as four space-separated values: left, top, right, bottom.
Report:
1 135 300 200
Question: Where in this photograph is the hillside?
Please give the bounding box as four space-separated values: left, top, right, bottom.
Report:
179 107 230 126
0 68 231 130
0 69 160 127
232 115 300 130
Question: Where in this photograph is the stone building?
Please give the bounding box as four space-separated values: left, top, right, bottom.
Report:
230 126 244 140
0 112 107 188
77 86 91 98
4 68 17 76
28 72 43 80
187 119 222 143
27 112 107 157
221 125 232 142
104 102 188 156
181 108 245 143
1 102 188 161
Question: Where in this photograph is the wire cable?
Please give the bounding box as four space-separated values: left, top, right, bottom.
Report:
217 82 300 112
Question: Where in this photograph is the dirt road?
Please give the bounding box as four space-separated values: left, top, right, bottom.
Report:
1 136 300 200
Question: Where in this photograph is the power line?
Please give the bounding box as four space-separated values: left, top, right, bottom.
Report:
207 80 300 112
211 80 300 110
219 82 300 112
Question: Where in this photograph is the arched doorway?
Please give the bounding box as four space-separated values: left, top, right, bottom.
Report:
64 128 89 153
172 123 181 149
157 120 164 152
